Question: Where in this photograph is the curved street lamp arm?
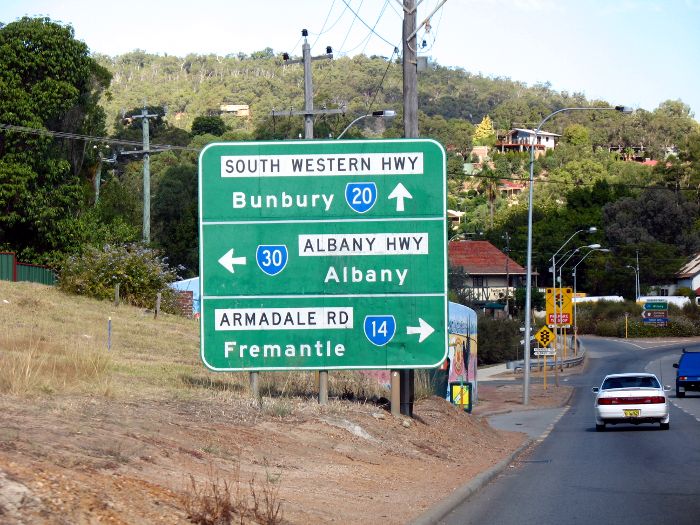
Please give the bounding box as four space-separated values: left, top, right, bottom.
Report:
553 229 586 261
337 114 370 139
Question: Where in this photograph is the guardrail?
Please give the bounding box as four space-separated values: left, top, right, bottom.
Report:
511 337 586 372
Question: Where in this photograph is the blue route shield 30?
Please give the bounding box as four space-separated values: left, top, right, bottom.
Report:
345 182 377 213
364 315 396 346
256 245 288 276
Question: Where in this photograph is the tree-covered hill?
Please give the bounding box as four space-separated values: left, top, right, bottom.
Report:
95 49 697 160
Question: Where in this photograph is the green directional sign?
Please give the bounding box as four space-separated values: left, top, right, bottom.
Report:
199 139 448 371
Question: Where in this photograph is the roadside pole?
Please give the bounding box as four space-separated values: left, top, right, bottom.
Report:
250 372 259 402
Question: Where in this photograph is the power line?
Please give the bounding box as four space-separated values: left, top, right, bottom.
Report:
0 122 198 152
361 1 391 56
341 0 398 49
367 47 399 113
311 0 342 50
337 0 363 55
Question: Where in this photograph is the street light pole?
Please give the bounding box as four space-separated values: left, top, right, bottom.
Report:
556 244 601 369
573 248 610 349
626 265 640 300
523 105 631 405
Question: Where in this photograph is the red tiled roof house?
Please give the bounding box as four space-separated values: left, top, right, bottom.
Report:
448 240 528 303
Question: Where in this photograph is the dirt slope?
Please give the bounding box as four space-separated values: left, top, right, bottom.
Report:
0 384 570 524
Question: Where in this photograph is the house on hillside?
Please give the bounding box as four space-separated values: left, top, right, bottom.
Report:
495 128 560 156
219 104 250 117
649 253 700 298
447 209 465 230
675 253 700 295
499 179 527 200
448 240 530 306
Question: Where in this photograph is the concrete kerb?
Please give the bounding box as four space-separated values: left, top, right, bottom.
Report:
408 439 533 525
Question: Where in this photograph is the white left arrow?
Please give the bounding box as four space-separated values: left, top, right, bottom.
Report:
388 183 412 212
218 249 247 274
406 318 435 343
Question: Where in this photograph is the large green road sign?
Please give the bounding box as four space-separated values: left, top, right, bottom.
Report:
199 139 447 371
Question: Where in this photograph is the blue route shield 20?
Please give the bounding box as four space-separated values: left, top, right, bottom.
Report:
256 245 288 276
345 182 377 213
364 315 396 346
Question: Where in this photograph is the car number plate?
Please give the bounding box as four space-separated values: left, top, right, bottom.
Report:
623 409 640 417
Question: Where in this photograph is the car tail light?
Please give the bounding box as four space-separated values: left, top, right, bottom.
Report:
598 396 665 405
679 376 687 380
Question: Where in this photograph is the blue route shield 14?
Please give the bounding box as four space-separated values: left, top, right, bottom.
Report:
364 315 396 346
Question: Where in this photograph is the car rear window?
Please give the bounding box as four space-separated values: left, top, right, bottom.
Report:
602 376 660 389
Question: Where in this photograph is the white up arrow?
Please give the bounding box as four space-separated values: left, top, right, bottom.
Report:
218 249 247 273
406 318 435 343
388 183 412 212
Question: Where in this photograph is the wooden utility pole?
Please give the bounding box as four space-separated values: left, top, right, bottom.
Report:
403 0 418 139
275 30 344 141
302 37 314 139
397 0 419 417
275 30 344 405
129 107 158 243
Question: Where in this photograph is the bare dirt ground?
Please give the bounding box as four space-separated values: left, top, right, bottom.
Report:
0 382 572 524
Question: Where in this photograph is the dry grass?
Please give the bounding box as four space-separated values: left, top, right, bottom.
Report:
184 460 283 525
0 281 392 406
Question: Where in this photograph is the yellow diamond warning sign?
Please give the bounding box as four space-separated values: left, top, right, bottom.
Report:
534 325 555 347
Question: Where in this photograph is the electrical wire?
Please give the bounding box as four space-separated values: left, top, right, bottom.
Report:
337 0 364 55
361 0 391 56
341 0 398 50
366 47 399 113
0 122 198 151
311 0 342 51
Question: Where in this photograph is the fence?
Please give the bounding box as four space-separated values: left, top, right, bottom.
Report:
0 252 57 285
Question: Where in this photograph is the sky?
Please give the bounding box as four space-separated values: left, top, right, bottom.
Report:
2 0 699 120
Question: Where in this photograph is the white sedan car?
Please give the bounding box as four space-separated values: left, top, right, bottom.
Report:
592 373 670 431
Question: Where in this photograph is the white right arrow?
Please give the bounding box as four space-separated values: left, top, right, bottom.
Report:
388 183 412 212
218 248 247 274
406 318 435 343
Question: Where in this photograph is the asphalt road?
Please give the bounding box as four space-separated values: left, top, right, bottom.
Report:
439 336 700 525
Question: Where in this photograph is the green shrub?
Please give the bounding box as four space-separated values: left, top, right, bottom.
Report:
476 314 521 365
576 301 639 335
576 300 700 338
58 243 180 312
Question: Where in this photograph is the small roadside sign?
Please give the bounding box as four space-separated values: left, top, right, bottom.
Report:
534 348 556 356
643 301 668 311
642 310 668 319
534 325 555 347
450 382 472 412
